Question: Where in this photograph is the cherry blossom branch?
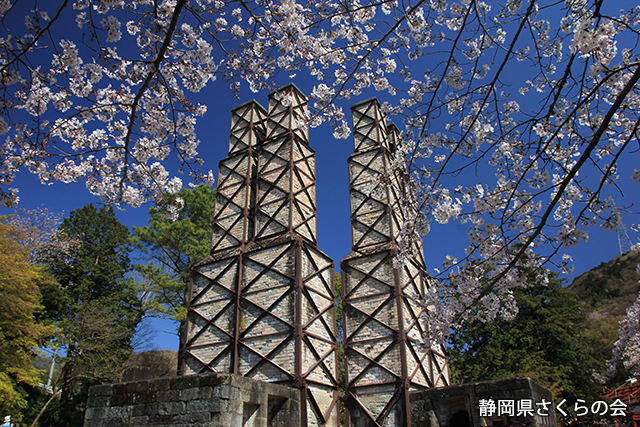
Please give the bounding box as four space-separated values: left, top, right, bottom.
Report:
119 0 188 200
0 0 69 75
576 114 640 223
453 63 640 323
430 0 537 187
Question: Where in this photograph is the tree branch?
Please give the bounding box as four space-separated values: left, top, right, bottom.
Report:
119 0 187 199
456 62 640 322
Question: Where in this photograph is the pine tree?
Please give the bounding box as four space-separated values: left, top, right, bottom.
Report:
132 185 216 374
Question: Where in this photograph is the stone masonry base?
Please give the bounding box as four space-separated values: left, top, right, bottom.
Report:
84 375 557 427
410 377 557 427
83 373 300 427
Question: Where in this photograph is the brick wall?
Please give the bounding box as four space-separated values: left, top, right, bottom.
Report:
183 84 339 427
342 98 449 427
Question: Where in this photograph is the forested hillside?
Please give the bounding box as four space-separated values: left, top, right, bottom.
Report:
568 251 640 384
569 251 640 318
449 251 640 403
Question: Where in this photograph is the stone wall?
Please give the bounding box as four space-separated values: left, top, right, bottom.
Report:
410 377 557 427
83 373 300 427
84 374 558 427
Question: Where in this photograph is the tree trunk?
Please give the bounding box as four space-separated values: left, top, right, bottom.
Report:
30 388 59 427
176 318 186 376
60 348 74 403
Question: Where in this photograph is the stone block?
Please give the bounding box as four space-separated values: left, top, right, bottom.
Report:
179 387 199 401
158 401 185 416
170 375 199 390
131 404 150 417
156 389 179 402
185 399 224 413
90 384 114 397
410 377 557 427
116 380 149 394
185 411 211 423
85 373 302 427
87 395 111 408
240 389 264 404
148 378 171 392
105 405 132 419
84 406 106 420
229 411 244 427
197 386 212 399
148 414 175 424
211 411 243 427
199 373 230 387
228 398 244 414
212 384 231 399
102 419 122 427
108 392 132 407
230 386 241 400
121 416 149 426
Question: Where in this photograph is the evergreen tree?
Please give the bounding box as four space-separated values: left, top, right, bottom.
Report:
448 273 602 402
132 185 216 374
41 204 140 427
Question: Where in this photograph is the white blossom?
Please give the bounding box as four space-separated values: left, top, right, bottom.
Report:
102 16 122 42
606 292 640 379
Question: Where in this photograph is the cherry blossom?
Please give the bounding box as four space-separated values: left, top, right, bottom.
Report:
4 206 79 264
0 0 639 373
607 291 640 379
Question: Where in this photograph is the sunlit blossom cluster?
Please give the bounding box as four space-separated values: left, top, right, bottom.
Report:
5 206 80 264
607 291 640 379
0 0 215 209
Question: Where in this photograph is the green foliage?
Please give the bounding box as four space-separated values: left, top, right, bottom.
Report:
132 185 215 322
45 205 140 348
564 251 639 384
0 219 53 422
47 204 133 309
569 251 640 316
36 394 84 427
42 204 141 426
580 314 629 384
132 185 215 371
448 274 602 402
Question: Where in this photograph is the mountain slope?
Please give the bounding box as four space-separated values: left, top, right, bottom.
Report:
568 250 639 382
568 251 640 318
